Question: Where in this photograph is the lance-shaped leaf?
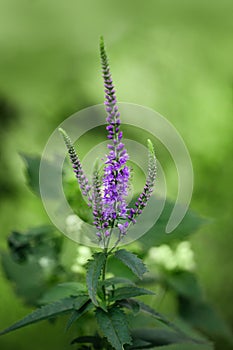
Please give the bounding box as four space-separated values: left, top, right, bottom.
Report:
114 249 147 279
109 286 154 302
0 296 89 336
86 252 107 305
130 329 212 349
96 307 132 350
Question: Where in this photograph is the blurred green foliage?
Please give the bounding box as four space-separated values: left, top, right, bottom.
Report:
0 0 232 349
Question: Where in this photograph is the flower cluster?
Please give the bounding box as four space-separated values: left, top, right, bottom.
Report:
100 37 130 235
59 37 156 248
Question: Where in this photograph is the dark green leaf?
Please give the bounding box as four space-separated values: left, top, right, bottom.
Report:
96 307 132 350
125 338 152 349
86 252 106 306
66 300 94 331
129 329 213 349
7 226 61 263
118 299 140 315
0 296 89 336
1 226 63 305
114 249 147 279
126 340 214 350
1 251 48 305
131 328 187 346
109 287 154 302
71 335 100 344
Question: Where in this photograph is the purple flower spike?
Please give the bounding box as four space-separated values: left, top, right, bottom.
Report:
100 37 130 226
59 128 92 203
128 139 156 224
59 38 156 249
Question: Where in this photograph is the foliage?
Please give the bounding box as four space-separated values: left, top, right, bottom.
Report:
1 147 232 348
0 38 232 350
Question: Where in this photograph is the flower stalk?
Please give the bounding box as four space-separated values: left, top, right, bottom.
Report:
59 37 156 251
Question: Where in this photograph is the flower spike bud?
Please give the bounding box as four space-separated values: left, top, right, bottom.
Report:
58 128 92 202
99 37 130 229
128 139 156 224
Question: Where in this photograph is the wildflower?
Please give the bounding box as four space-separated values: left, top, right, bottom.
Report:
100 36 130 226
59 37 156 248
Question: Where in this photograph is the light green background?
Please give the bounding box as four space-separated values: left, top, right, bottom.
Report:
0 1 232 349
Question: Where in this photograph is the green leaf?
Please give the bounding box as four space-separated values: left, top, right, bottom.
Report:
126 342 209 350
1 226 63 305
129 329 213 349
7 226 61 263
39 282 87 304
86 252 107 306
166 271 203 302
66 300 94 331
109 287 154 302
117 299 140 315
101 277 135 288
0 296 89 336
131 328 188 346
114 249 147 279
20 153 60 197
138 199 207 248
71 335 103 348
137 301 190 337
96 307 132 350
150 342 214 350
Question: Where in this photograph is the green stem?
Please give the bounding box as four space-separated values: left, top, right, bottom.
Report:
102 248 108 302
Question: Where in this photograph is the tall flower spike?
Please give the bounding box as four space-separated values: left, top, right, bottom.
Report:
128 139 157 224
59 128 92 202
100 37 130 228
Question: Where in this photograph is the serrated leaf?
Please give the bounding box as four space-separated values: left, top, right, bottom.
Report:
96 307 132 350
109 287 154 302
86 252 107 306
114 249 147 279
0 296 89 336
66 300 94 331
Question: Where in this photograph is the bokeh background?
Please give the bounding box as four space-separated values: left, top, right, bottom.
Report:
0 0 232 349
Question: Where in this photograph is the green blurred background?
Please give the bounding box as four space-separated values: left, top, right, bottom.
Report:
0 0 232 349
